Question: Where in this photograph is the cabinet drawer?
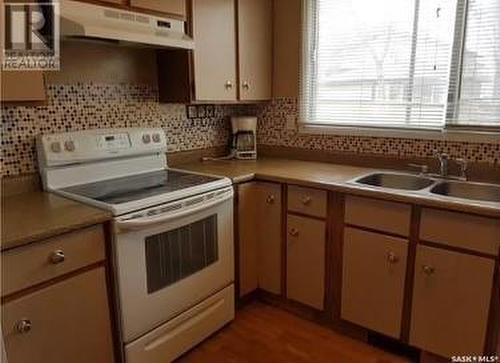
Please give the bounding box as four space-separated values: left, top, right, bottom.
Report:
2 225 106 297
345 196 411 236
288 185 327 218
410 245 494 357
420 208 500 255
341 227 408 338
2 267 114 363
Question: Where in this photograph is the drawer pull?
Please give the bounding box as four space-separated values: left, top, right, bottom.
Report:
16 319 32 334
422 265 435 275
50 250 65 264
301 196 312 205
288 228 299 237
266 195 275 204
225 80 233 89
387 252 399 264
242 81 250 90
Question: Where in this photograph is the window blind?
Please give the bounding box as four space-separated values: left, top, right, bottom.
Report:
452 0 500 127
300 0 458 129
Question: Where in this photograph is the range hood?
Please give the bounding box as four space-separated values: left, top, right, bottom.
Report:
60 0 194 49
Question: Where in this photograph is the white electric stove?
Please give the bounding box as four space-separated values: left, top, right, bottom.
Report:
37 128 235 363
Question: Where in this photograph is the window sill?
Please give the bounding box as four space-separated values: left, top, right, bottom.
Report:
298 124 500 144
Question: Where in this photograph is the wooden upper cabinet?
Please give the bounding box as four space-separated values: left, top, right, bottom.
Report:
341 227 408 338
158 0 273 103
237 0 272 100
286 214 325 310
75 0 186 18
130 0 187 19
192 0 237 101
2 268 114 363
410 245 495 358
1 71 46 103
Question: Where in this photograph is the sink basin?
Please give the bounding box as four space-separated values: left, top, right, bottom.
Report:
354 173 435 191
430 181 500 203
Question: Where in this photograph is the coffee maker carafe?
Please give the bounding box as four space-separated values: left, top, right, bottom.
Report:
231 116 257 160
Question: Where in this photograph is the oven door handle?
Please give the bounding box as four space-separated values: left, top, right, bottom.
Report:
115 192 232 232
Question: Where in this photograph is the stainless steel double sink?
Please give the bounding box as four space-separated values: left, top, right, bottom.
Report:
352 172 500 204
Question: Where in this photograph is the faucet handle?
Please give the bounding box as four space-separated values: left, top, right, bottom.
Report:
455 158 468 180
408 163 429 175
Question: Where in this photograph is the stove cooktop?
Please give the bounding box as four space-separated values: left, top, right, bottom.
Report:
60 169 224 205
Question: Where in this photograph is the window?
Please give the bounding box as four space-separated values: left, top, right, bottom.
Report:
300 0 500 131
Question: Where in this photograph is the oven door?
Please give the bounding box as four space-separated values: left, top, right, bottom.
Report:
113 188 234 343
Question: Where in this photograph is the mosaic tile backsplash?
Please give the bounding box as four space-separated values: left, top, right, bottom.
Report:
256 98 500 165
2 87 498 177
1 83 249 176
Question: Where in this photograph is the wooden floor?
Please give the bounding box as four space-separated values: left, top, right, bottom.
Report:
178 302 411 363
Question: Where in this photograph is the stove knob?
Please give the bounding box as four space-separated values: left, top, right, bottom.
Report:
152 133 161 143
64 140 75 152
142 134 151 144
50 142 61 153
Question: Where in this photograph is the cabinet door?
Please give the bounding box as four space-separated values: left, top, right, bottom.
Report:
237 0 272 100
341 227 408 338
410 245 495 358
2 268 114 363
238 183 259 297
238 182 282 297
130 0 186 18
286 215 325 310
1 71 46 103
256 182 282 295
192 0 237 101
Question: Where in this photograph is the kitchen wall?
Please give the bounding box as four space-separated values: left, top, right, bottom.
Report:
0 43 250 177
257 99 500 167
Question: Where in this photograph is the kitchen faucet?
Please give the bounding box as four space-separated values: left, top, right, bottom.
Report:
434 151 468 181
435 152 449 178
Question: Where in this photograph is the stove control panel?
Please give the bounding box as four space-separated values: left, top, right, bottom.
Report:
37 128 167 167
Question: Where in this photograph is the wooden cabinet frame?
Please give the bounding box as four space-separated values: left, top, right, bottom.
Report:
235 180 500 360
73 0 188 20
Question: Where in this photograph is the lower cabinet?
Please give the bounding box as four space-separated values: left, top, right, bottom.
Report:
286 214 325 310
409 245 495 358
341 227 408 338
2 267 114 363
238 182 282 297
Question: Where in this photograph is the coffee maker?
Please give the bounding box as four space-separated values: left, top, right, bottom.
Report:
230 116 257 160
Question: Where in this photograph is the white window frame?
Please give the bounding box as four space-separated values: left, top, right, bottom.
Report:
298 0 500 143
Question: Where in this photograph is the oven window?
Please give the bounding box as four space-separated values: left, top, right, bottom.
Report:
145 215 218 294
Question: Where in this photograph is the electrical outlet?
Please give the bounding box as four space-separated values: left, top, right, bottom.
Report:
286 115 296 130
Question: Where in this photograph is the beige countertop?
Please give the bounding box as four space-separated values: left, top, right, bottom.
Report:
178 157 500 218
1 191 112 251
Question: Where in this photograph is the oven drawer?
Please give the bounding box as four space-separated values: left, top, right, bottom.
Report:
2 225 106 297
125 284 235 363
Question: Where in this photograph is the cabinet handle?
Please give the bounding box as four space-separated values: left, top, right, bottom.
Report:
387 252 399 264
288 228 299 237
50 250 65 264
225 81 233 89
16 319 32 334
242 81 250 90
266 195 275 204
301 196 312 205
422 265 435 275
